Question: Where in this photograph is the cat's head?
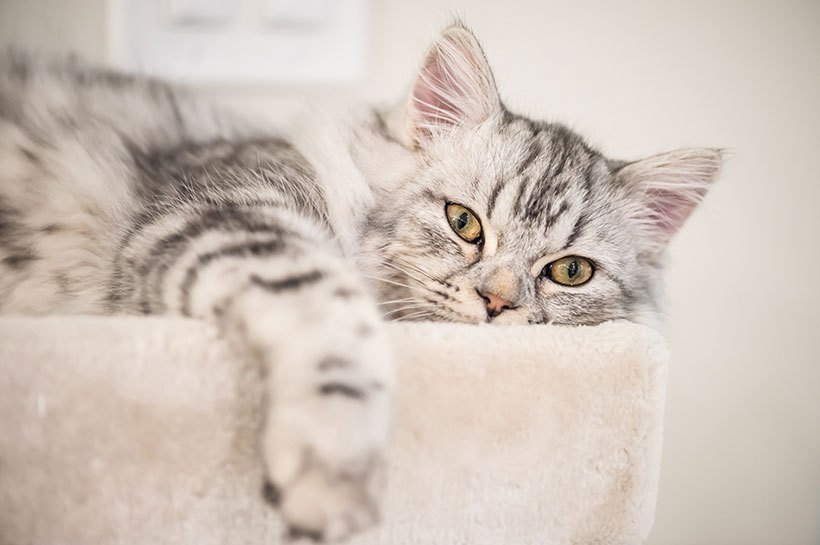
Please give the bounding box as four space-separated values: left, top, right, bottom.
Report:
360 23 721 327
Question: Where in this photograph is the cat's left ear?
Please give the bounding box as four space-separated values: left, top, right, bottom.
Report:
614 147 723 251
401 24 501 147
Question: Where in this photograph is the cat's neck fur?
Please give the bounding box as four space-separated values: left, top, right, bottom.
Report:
288 101 417 257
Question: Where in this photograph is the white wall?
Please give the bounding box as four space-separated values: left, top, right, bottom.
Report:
1 1 818 543
0 0 107 62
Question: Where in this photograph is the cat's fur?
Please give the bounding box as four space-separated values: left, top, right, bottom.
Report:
0 24 720 542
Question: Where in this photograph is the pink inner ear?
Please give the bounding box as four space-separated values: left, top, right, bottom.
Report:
412 53 462 137
646 185 709 236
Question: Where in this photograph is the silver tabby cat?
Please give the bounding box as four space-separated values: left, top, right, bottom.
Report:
0 24 720 542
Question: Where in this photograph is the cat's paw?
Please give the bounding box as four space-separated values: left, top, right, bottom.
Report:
232 275 394 541
261 349 391 542
261 450 383 542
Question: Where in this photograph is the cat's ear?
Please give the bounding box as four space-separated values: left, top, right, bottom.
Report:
615 148 722 250
402 24 501 146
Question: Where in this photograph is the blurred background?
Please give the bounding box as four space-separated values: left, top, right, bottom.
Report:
1 0 818 543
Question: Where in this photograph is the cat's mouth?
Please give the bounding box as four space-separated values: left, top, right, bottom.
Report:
370 257 525 325
377 287 511 325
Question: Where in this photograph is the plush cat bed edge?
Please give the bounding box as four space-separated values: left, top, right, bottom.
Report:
0 317 667 545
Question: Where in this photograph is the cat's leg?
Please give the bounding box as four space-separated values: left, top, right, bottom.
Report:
225 251 392 542
113 203 393 541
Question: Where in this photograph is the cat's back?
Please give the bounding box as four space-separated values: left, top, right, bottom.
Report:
0 52 244 314
0 51 247 154
0 52 334 315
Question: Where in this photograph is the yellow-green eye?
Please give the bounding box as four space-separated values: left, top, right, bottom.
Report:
543 256 594 286
446 203 483 243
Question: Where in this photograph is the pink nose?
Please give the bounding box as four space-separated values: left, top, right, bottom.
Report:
477 290 513 318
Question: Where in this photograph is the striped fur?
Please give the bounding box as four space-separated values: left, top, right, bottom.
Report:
0 24 720 542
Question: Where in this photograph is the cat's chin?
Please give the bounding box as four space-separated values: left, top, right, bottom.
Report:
485 312 531 326
397 308 525 326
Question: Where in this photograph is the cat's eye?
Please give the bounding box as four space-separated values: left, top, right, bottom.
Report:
543 256 594 287
445 203 483 243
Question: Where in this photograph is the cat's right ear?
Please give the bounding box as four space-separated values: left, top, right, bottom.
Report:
614 147 723 253
400 24 501 148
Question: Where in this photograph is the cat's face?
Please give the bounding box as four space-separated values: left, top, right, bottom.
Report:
361 25 720 327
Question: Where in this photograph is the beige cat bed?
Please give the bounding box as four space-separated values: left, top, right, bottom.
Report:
0 317 667 545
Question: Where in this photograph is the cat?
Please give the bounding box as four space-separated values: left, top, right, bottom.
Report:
0 23 720 542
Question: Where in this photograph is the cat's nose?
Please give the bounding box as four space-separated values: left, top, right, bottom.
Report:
477 289 514 318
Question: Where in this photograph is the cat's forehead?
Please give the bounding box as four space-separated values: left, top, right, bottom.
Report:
425 114 615 256
427 115 601 183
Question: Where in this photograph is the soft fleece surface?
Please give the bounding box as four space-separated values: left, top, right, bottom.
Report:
0 317 667 545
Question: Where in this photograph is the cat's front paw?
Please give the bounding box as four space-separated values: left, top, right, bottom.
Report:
232 277 394 541
255 323 392 541
261 351 390 542
261 448 383 542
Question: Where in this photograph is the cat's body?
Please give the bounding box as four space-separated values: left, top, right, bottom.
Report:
0 53 374 315
0 25 720 542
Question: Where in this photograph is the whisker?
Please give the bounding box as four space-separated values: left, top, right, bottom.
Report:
367 254 455 291
377 260 432 287
391 309 436 323
381 302 436 318
389 256 448 285
362 274 429 294
376 297 419 306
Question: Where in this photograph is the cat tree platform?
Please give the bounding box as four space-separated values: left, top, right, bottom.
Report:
0 317 667 545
